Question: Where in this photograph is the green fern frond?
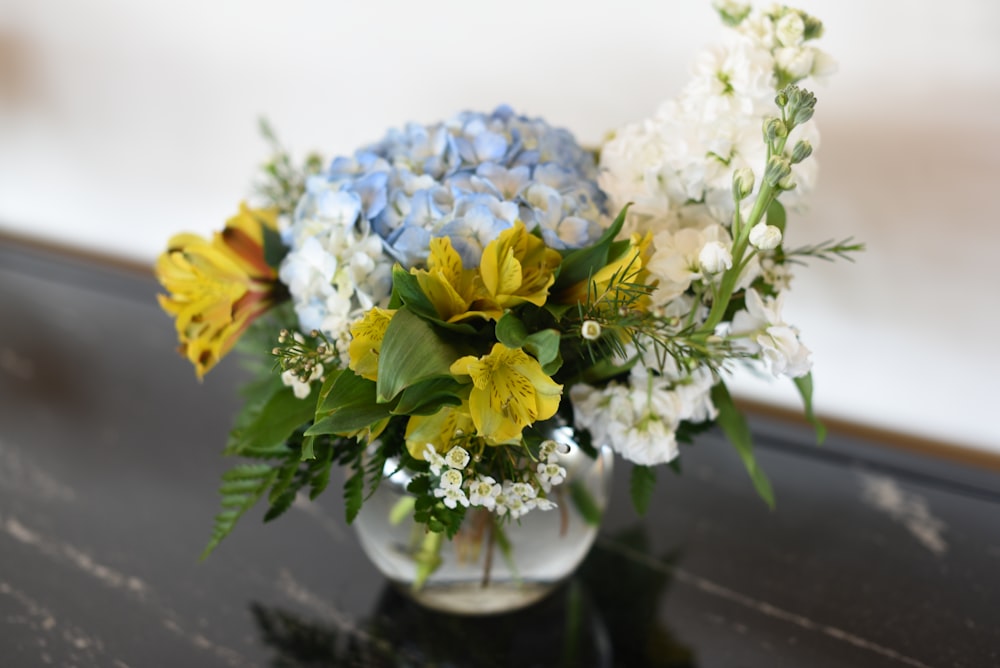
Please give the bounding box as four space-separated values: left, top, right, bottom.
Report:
202 464 278 559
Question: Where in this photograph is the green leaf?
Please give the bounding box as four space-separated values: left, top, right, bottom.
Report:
766 199 787 233
202 464 277 559
344 459 364 524
308 441 336 499
569 480 603 526
552 204 630 292
495 312 561 369
629 465 656 515
793 372 827 444
306 371 395 436
262 221 288 269
392 377 464 416
226 384 315 456
710 382 775 508
388 264 437 318
376 307 466 403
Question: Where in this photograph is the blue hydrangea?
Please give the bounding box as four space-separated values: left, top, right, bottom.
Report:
280 106 609 339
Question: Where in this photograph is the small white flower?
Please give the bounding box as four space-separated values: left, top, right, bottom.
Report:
422 444 446 476
581 320 602 341
533 497 557 512
439 469 463 490
537 461 567 486
444 446 470 470
748 222 782 250
433 486 469 509
468 475 502 510
510 481 537 500
280 363 324 399
698 241 733 274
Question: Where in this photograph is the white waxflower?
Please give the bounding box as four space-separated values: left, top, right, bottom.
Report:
422 444 446 476
468 476 502 510
537 461 567 487
730 288 812 377
439 469 463 490
510 481 537 500
748 222 782 250
280 363 323 399
434 486 470 509
581 320 602 341
699 241 734 274
444 446 470 470
533 497 557 512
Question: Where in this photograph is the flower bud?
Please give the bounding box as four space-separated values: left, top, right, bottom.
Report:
699 242 733 275
749 223 783 250
733 168 755 200
764 156 792 187
581 320 602 341
763 117 787 144
790 140 813 164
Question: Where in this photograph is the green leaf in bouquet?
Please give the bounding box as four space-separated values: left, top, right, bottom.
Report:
766 199 787 233
226 383 316 457
495 312 562 372
344 454 365 524
202 463 278 559
262 221 288 270
388 264 437 318
629 465 656 516
793 372 827 444
376 307 467 403
392 376 464 416
569 480 603 526
710 381 775 508
307 370 396 436
552 204 631 293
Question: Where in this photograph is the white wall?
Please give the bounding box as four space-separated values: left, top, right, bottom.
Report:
2 1 998 451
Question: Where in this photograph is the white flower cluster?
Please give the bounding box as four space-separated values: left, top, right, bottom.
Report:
422 443 563 519
599 4 833 229
571 349 717 467
575 4 826 467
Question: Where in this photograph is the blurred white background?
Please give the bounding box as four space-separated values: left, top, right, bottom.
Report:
1 0 998 451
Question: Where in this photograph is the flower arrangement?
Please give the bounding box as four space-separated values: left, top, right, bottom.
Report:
156 2 860 565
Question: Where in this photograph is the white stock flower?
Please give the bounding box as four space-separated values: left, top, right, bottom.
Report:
646 222 733 304
775 12 805 47
699 241 733 274
730 289 812 377
748 222 782 250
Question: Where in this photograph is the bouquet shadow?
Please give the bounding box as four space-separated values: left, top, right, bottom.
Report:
250 527 696 667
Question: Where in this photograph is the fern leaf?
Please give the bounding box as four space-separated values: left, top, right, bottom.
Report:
202 464 277 559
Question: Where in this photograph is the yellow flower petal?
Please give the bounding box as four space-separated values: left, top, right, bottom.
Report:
479 223 561 311
348 307 396 381
449 343 562 444
155 202 281 378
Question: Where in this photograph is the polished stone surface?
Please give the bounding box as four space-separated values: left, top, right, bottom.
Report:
1 239 998 667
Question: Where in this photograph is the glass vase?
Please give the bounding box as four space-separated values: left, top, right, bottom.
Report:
353 426 614 615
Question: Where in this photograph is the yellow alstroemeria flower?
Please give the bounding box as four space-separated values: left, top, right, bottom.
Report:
404 402 476 459
479 222 561 311
450 343 563 444
348 307 396 381
556 231 653 306
411 237 500 322
156 203 280 379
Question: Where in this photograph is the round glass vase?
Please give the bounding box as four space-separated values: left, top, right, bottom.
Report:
353 426 614 615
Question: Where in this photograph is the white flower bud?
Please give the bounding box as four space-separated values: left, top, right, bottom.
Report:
699 241 733 274
749 223 783 250
581 320 602 341
733 168 755 200
775 12 805 47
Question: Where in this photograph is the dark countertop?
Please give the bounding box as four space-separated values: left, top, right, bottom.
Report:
1 237 998 668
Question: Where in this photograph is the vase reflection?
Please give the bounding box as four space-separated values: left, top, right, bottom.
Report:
250 527 696 667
